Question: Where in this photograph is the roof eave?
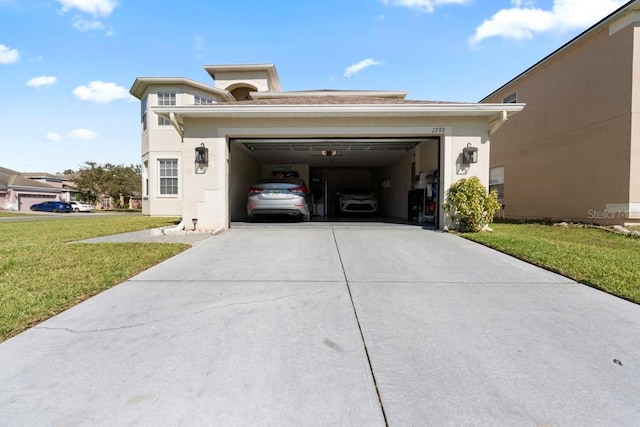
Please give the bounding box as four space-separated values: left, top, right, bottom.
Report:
129 77 235 101
203 63 282 92
153 103 525 120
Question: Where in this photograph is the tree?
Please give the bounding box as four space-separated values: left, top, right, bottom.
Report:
72 161 141 207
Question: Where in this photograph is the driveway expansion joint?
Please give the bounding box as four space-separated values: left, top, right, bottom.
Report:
332 227 389 426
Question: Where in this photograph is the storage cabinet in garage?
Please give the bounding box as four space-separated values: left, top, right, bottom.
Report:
408 185 437 225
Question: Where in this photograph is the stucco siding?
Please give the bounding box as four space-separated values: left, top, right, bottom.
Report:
631 25 640 216
486 19 636 223
492 115 631 221
630 114 640 214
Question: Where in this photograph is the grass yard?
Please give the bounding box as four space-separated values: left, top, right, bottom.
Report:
0 215 189 342
0 211 33 217
462 223 640 304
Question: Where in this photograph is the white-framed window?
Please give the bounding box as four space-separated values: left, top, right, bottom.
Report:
142 160 149 198
141 96 148 131
194 95 215 105
158 159 179 195
503 92 517 104
157 92 176 126
489 166 504 200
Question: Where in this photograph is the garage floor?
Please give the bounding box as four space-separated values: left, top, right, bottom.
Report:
2 225 640 425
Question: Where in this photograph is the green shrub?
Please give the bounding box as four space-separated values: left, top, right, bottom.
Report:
444 176 501 232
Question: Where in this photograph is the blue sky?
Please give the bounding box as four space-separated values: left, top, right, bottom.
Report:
0 0 628 173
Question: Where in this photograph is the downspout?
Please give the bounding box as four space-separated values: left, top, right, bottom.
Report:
489 110 508 135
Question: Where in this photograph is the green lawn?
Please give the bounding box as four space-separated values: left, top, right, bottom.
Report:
0 215 189 342
462 223 640 304
0 211 33 217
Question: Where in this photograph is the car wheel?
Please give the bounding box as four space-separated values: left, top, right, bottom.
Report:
52 208 59 213
74 208 79 212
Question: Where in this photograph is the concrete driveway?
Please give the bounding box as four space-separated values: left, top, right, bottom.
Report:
1 223 640 426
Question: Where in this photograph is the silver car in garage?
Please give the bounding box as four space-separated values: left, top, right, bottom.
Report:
247 178 311 221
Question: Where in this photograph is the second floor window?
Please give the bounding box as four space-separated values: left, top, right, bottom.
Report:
157 92 176 126
141 96 148 131
503 92 517 104
194 95 215 105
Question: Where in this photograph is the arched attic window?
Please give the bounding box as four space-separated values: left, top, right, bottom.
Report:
229 84 256 101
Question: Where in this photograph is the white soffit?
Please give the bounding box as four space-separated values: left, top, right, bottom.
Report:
153 103 525 119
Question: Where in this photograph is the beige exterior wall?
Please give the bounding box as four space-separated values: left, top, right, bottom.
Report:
211 70 271 92
153 116 491 231
139 86 230 218
631 25 640 218
485 21 638 224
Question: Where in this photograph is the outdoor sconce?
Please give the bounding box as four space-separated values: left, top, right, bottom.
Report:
462 143 478 164
195 143 208 164
191 218 198 231
321 149 337 157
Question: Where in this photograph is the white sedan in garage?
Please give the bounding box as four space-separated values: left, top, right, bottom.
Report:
338 187 378 214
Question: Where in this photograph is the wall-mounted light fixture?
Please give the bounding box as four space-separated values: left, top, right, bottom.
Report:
321 149 337 157
195 143 208 164
462 143 478 164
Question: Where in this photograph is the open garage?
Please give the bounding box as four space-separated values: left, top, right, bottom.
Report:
229 136 440 224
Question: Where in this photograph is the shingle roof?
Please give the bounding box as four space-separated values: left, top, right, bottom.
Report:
0 166 61 190
225 96 468 106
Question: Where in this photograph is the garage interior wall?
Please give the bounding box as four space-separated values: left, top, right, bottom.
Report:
373 140 439 220
229 143 261 221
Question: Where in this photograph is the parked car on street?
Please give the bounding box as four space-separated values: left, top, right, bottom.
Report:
69 201 94 212
247 178 311 221
337 187 378 214
30 201 73 213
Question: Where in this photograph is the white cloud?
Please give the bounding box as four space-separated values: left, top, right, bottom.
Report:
72 16 106 31
0 44 19 64
57 0 116 17
382 0 470 13
470 0 627 44
45 132 62 142
344 59 383 79
26 75 57 88
69 128 97 140
73 80 131 103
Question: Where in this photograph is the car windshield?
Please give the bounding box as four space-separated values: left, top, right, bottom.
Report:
342 188 370 195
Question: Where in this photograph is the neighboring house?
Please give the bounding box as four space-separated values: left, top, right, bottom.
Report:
0 167 65 211
130 64 523 231
482 0 640 225
21 172 77 202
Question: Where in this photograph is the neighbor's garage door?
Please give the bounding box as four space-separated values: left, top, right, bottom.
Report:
18 195 55 211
